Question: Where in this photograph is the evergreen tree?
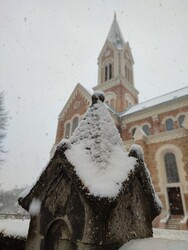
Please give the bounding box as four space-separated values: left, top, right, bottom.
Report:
0 92 7 164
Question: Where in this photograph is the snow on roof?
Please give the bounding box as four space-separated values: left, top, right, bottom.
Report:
106 14 125 49
121 86 188 116
64 92 136 198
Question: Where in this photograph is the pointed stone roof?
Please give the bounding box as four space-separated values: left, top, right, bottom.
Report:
64 91 136 197
106 13 125 49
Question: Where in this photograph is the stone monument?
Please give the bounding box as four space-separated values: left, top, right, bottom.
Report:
19 92 162 250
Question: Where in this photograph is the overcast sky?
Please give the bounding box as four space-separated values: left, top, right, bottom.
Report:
1 0 188 190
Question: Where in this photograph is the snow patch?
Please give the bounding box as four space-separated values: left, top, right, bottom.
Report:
57 138 72 149
129 144 144 161
65 143 136 197
29 198 41 216
92 90 105 99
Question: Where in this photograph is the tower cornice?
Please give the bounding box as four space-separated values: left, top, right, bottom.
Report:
93 75 139 96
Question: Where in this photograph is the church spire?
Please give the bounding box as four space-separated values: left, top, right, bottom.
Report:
106 13 125 49
93 15 139 112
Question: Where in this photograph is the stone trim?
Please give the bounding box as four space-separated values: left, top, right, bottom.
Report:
124 128 186 146
146 129 186 144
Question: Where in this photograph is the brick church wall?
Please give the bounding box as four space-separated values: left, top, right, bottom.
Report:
55 91 90 144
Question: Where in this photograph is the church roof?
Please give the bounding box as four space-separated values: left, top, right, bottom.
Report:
106 14 125 49
121 86 188 117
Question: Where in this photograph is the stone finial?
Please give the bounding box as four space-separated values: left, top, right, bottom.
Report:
92 91 105 105
114 11 117 19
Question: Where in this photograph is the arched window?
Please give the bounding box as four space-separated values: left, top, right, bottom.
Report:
142 124 150 136
132 127 136 138
110 98 114 107
178 115 185 128
125 65 128 79
125 93 135 107
125 65 133 84
104 63 113 81
105 92 116 107
164 153 179 183
72 117 79 134
109 63 112 79
65 123 70 139
165 118 174 131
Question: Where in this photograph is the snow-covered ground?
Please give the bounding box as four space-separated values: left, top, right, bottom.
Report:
120 237 188 250
153 228 188 241
0 219 188 249
0 218 29 238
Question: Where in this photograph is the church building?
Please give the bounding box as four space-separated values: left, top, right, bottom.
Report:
54 15 188 230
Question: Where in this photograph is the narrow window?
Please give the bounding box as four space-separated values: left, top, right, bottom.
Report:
110 98 114 107
125 65 128 79
65 123 70 139
72 117 79 134
164 153 179 183
105 66 108 81
178 115 185 128
165 118 174 131
142 124 150 136
109 63 112 79
128 69 133 83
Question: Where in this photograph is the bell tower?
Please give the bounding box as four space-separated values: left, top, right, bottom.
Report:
93 14 139 112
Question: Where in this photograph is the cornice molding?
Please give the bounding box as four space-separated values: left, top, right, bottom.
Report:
124 128 187 147
146 128 187 144
93 75 139 96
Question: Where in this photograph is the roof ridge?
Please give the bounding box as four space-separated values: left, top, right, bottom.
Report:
136 86 188 106
120 86 188 116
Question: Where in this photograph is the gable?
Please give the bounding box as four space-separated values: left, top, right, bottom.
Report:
55 84 91 144
98 40 115 63
59 83 91 119
61 90 90 123
124 42 135 65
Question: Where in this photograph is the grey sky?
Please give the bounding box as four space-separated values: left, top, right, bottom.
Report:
0 0 188 189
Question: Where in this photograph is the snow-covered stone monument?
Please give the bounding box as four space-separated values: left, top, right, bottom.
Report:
19 92 162 250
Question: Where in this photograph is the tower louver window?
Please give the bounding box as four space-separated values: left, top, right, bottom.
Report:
105 63 112 82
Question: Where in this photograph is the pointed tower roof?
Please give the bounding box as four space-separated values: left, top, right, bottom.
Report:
106 13 125 49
